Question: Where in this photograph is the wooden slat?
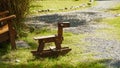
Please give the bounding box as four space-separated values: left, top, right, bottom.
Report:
34 35 56 40
0 14 16 50
0 32 9 42
0 24 8 34
0 15 16 22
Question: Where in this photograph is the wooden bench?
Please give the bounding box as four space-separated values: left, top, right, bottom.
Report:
0 11 16 50
31 22 71 57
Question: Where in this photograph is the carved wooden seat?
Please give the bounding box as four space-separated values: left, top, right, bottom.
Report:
32 22 71 57
0 11 16 50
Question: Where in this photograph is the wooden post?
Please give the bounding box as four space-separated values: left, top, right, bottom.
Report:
8 16 16 50
58 23 63 38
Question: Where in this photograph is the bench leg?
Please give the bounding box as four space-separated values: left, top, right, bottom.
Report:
10 34 16 50
37 40 45 53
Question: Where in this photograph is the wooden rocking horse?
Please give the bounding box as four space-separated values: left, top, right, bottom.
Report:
31 22 71 57
0 11 16 50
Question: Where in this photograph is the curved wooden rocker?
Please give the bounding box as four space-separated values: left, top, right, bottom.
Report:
31 22 71 57
0 11 16 50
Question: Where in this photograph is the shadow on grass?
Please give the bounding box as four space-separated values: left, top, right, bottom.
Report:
27 42 38 49
0 59 111 68
0 42 10 56
108 8 120 11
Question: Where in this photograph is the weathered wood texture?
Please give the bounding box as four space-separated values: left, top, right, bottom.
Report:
32 22 71 57
0 11 16 50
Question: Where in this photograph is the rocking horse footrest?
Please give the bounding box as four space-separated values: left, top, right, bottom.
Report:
31 47 71 57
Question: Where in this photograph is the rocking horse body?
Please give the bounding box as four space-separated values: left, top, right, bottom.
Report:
32 22 71 57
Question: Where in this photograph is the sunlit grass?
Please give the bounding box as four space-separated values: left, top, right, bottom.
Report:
0 59 106 68
99 17 120 40
0 27 106 68
30 0 89 14
107 3 120 13
0 49 106 68
103 17 120 28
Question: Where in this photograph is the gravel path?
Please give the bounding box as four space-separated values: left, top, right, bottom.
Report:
87 0 119 11
26 0 120 68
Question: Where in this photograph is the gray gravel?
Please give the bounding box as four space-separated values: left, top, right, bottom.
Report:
26 0 119 27
87 0 120 11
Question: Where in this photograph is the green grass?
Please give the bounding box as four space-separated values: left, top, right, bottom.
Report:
0 59 106 68
107 3 120 13
0 27 106 68
30 0 90 14
101 17 120 40
103 17 120 28
0 1 106 67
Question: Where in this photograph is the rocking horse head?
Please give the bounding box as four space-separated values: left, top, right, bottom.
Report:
58 22 70 28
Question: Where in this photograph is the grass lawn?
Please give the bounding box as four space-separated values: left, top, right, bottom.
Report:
0 0 117 68
107 4 120 14
0 27 106 68
112 4 120 13
30 0 90 14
